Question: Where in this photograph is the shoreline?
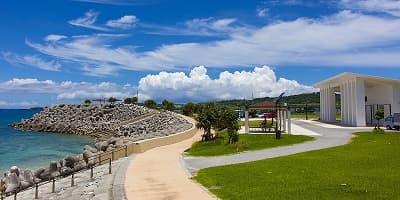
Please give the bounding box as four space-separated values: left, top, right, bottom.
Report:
1 113 196 200
1 104 193 198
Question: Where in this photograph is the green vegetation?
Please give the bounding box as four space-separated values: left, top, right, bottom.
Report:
108 97 117 104
217 92 320 107
124 96 138 104
182 102 202 116
374 108 384 128
143 99 157 109
187 131 313 157
84 99 91 104
238 120 275 127
195 132 400 199
162 99 175 111
196 102 240 143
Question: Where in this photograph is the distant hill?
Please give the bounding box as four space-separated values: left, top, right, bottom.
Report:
215 92 321 107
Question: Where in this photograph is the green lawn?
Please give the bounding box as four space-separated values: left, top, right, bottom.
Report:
238 120 275 127
291 113 341 120
186 131 314 157
194 132 400 199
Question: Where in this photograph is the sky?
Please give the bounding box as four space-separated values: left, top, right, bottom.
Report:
1 0 400 108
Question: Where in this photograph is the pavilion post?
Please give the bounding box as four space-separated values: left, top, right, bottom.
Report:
287 110 291 134
244 109 249 134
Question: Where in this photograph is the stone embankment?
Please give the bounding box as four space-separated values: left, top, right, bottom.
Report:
2 103 193 197
10 104 154 137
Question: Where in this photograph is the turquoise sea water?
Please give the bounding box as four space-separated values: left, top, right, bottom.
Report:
0 109 94 172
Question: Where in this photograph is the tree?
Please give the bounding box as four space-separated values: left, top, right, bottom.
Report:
108 97 117 104
84 99 91 104
166 102 175 111
144 99 157 109
196 108 216 141
224 109 240 144
124 97 132 104
162 99 169 108
132 96 138 104
374 108 384 129
182 102 195 116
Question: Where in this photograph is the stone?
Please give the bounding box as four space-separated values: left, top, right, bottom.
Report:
20 170 34 189
83 150 94 163
5 173 20 193
49 161 60 178
10 166 20 176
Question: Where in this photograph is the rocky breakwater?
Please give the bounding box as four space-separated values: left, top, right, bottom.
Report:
117 111 193 141
3 103 194 196
10 104 154 137
0 137 129 196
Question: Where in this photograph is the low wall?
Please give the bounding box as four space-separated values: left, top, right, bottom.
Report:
110 115 197 161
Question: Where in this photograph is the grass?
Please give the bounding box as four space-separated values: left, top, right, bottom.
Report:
238 120 276 127
291 113 341 120
186 131 314 157
194 131 400 200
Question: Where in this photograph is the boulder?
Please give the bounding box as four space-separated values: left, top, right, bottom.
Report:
5 173 20 193
20 170 34 189
84 145 98 153
33 168 45 178
83 150 94 163
60 167 72 176
10 166 20 176
49 161 60 178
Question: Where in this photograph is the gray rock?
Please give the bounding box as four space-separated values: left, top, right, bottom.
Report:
5 173 20 193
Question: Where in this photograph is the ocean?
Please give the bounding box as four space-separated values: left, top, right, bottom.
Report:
0 109 94 172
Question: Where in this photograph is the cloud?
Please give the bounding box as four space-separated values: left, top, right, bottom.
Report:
138 65 316 102
69 10 110 31
257 8 269 17
2 52 61 71
106 15 138 29
0 78 136 100
44 34 67 42
142 17 250 37
0 100 40 108
26 11 400 76
341 0 400 17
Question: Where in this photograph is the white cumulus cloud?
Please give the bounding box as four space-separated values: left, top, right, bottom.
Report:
106 15 137 29
0 78 136 100
138 65 317 102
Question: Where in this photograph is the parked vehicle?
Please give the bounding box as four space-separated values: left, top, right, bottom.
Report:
384 113 400 130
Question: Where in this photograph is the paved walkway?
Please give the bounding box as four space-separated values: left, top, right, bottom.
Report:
124 118 215 200
183 119 371 175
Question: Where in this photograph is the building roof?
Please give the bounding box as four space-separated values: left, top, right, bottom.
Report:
314 72 400 88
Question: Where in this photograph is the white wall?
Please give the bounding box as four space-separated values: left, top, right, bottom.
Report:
392 86 400 114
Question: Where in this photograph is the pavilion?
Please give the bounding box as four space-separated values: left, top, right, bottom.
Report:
314 72 400 126
244 101 291 134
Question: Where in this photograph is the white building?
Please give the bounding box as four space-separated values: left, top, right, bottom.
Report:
314 73 400 127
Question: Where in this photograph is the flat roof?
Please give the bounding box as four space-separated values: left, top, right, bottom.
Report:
314 72 400 88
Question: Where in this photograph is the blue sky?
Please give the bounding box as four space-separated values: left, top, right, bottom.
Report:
1 0 400 108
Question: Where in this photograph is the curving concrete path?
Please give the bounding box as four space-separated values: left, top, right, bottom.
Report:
124 118 216 200
183 119 371 175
